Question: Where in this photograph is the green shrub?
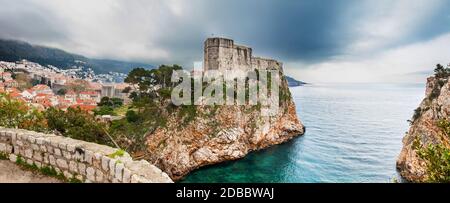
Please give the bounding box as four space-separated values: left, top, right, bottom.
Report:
434 64 450 79
15 155 77 182
178 105 197 125
108 149 126 158
125 110 139 123
0 94 46 131
109 119 150 153
45 107 111 146
158 87 172 99
0 152 8 160
429 84 441 100
56 88 67 96
98 97 123 108
417 144 450 182
414 119 450 182
40 165 59 177
411 107 422 123
437 119 450 136
94 106 117 116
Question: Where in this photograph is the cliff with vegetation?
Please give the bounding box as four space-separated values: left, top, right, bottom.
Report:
145 77 304 180
397 64 450 182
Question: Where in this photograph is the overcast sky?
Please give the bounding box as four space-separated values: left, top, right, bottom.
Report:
1 0 450 83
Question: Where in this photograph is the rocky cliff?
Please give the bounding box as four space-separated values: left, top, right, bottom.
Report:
397 75 450 182
145 77 305 181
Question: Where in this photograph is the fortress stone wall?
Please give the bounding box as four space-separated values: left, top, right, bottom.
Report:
203 38 283 72
0 127 173 183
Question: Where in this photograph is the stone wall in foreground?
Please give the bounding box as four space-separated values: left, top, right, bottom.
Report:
0 127 173 183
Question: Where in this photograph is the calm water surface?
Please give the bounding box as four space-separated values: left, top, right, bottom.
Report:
181 83 425 183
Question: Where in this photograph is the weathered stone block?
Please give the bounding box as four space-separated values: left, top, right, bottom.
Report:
9 154 17 162
94 153 102 161
26 159 33 165
36 138 45 145
33 151 43 162
46 146 54 154
123 168 132 183
49 155 56 166
131 175 151 183
109 159 116 177
115 163 124 181
43 153 49 164
6 145 13 153
101 156 110 173
0 143 6 152
69 161 78 173
16 133 25 140
56 158 68 169
13 146 20 155
84 150 93 164
31 144 39 151
96 169 104 183
54 148 62 156
63 151 72 159
10 132 16 141
78 163 86 175
19 149 25 156
93 153 102 168
50 140 59 148
86 167 96 182
24 149 33 158
28 136 36 144
58 143 67 151
63 171 73 179
66 144 76 153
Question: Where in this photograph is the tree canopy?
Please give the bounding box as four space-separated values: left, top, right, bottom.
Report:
124 65 183 97
434 64 450 78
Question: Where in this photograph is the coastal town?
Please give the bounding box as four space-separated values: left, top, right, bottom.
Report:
0 60 130 112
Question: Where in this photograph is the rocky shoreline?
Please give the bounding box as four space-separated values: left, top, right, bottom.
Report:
397 75 450 182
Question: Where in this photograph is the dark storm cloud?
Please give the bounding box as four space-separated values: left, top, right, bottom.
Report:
152 0 450 65
0 1 68 42
198 0 356 61
153 0 359 63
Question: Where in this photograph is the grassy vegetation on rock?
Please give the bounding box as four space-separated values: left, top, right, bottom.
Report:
414 119 450 182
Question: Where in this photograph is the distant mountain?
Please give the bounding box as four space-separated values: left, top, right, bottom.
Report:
285 76 307 87
0 39 153 74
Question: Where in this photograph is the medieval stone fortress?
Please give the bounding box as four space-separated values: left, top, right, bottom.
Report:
203 38 283 72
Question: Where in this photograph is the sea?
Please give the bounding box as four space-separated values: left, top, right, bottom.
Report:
181 83 425 183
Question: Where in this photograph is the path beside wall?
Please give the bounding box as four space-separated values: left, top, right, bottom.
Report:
0 160 61 183
0 127 173 183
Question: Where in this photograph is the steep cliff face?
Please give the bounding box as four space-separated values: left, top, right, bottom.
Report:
397 76 450 182
145 78 304 181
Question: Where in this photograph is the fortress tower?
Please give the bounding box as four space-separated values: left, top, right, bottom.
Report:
203 38 283 72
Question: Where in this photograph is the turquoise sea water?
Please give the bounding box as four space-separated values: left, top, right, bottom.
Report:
181 83 425 183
